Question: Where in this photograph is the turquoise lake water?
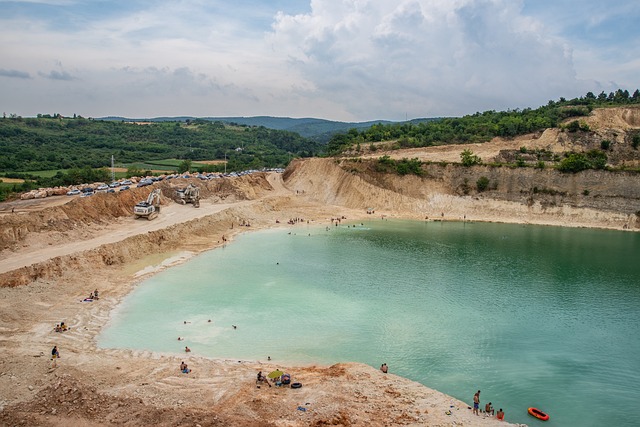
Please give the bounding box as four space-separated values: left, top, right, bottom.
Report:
99 220 640 426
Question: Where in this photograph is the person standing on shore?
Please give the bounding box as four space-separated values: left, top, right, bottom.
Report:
51 346 60 368
473 390 480 415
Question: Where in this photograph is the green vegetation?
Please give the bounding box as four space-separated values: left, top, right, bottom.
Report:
376 156 423 176
327 89 640 154
557 150 608 173
476 176 490 192
0 118 322 173
460 149 482 166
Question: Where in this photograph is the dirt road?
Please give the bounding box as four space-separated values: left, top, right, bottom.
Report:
0 173 297 275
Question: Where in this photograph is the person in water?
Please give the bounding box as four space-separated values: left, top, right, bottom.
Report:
496 408 504 420
380 363 388 373
185 346 191 353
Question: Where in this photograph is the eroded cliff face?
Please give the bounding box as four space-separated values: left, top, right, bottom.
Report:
0 174 273 253
283 107 640 230
284 158 639 230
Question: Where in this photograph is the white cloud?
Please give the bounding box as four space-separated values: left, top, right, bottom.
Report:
267 0 596 118
0 0 637 120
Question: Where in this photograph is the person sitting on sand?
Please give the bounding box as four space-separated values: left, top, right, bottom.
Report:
180 361 191 373
485 402 494 415
93 289 99 300
496 408 504 420
54 324 62 333
380 363 388 373
60 322 67 331
185 346 191 353
256 371 271 387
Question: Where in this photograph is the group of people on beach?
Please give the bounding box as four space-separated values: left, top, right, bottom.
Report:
53 321 68 332
473 390 504 420
287 217 306 225
51 289 100 367
82 289 100 302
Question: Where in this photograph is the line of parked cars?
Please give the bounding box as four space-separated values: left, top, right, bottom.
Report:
66 168 284 196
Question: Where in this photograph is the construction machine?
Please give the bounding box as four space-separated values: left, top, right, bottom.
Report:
134 188 162 220
176 183 200 208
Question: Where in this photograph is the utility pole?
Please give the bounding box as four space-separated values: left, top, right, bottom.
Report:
111 155 115 183
224 152 227 174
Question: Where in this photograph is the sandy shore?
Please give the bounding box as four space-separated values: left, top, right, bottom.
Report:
0 172 527 426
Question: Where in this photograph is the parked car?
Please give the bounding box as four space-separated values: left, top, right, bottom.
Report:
66 189 81 196
109 182 120 188
119 186 130 191
96 184 109 191
120 179 133 185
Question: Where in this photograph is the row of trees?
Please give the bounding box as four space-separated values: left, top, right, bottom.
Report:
0 118 322 173
327 89 640 154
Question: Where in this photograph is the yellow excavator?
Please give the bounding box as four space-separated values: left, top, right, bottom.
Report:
134 188 162 220
176 183 200 208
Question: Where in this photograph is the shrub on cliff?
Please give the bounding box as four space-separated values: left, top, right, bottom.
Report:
558 150 607 173
460 149 482 166
476 176 490 192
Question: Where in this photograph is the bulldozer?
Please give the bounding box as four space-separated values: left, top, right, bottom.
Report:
134 188 162 220
176 183 200 208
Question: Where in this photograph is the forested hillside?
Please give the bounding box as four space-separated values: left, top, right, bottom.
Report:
100 115 406 142
0 118 321 172
327 89 640 154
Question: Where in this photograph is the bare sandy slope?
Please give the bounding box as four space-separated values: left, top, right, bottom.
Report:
0 172 521 427
0 198 253 274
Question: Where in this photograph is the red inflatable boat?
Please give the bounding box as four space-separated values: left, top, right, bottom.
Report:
528 407 549 421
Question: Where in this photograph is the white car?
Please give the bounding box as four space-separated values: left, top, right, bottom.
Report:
66 189 81 196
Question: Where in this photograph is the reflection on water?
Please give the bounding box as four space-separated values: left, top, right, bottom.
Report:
100 220 640 426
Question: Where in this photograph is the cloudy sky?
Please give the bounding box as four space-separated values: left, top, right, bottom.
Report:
1 0 639 121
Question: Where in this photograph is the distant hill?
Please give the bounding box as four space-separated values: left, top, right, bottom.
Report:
98 116 440 142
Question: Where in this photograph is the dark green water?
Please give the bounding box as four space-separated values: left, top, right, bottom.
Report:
100 220 640 426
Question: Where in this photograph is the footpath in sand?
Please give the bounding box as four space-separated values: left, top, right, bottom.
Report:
0 171 522 426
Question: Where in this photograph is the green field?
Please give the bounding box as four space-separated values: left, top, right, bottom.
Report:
12 161 209 178
11 169 66 178
121 159 213 171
